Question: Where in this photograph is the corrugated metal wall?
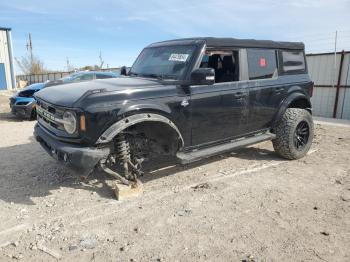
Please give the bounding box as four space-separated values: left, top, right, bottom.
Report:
0 29 13 89
307 52 350 120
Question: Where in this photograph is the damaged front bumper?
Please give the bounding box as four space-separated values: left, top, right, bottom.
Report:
10 98 36 119
34 124 110 174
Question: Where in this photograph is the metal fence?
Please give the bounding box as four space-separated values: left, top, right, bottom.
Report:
307 51 350 120
16 67 121 86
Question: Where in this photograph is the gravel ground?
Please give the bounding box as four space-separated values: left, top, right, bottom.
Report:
0 94 349 262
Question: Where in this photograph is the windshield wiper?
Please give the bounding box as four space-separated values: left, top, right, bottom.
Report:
140 73 160 79
130 72 177 80
142 73 177 80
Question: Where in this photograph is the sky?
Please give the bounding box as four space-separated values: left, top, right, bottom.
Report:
1 0 350 73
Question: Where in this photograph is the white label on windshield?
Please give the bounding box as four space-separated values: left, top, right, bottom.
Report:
169 53 189 62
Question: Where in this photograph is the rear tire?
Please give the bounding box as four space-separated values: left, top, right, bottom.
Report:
272 108 313 160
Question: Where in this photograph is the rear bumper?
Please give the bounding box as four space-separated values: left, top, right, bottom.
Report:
34 124 110 174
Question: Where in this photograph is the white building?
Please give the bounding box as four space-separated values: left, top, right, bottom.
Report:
0 27 16 90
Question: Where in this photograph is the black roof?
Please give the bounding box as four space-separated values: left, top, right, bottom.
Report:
149 37 304 50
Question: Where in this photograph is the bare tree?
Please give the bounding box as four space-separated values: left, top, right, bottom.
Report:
15 33 46 74
15 55 46 75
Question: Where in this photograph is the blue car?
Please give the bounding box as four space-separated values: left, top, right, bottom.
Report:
10 71 118 119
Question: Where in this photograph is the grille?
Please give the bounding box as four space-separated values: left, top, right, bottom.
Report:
36 99 65 133
36 99 80 139
17 101 30 106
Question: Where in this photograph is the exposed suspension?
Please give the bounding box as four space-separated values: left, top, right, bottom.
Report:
100 132 145 185
115 133 135 181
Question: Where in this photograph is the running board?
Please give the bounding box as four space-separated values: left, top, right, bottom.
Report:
176 132 276 165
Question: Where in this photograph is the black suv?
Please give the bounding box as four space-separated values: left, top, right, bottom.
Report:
34 37 313 184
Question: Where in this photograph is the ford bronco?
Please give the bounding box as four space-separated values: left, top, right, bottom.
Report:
34 37 313 184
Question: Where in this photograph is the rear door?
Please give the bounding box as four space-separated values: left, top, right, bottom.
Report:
245 49 287 132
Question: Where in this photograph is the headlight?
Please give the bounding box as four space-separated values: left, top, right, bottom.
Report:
62 111 77 134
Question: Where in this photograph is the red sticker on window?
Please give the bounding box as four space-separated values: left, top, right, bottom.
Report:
259 57 267 67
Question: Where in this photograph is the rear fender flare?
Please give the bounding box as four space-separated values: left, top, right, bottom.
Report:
272 93 312 127
96 113 184 148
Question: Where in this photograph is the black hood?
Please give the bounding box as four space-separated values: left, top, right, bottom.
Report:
34 77 162 107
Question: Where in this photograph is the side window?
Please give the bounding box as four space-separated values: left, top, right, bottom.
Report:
96 73 112 79
73 73 94 82
79 73 94 81
280 51 306 73
247 49 277 80
199 50 239 83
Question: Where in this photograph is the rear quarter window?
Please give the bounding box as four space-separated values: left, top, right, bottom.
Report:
247 49 277 80
96 74 113 79
280 50 306 73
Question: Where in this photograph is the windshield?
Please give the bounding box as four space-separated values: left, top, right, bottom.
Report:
130 45 197 79
60 72 82 81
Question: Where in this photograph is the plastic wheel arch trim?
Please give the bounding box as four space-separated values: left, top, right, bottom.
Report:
95 113 184 148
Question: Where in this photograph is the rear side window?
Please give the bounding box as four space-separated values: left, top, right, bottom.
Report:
247 49 277 80
280 51 306 73
96 73 112 79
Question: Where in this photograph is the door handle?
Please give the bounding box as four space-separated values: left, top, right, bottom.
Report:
234 92 245 99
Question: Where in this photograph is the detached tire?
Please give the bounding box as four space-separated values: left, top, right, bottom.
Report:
272 108 313 160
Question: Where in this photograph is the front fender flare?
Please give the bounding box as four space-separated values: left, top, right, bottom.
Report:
96 113 184 147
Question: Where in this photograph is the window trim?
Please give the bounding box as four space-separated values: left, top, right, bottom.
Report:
246 48 279 81
278 50 307 75
194 46 244 85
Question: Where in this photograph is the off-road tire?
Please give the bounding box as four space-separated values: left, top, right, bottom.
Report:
272 108 313 160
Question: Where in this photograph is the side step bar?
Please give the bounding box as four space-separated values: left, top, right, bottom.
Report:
176 132 276 165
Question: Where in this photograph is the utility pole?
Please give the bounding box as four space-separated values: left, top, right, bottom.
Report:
99 50 104 69
26 33 34 71
66 57 71 72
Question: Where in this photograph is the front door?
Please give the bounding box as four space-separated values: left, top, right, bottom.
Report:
189 50 249 147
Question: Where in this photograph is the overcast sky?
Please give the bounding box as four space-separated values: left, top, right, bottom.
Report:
1 0 350 73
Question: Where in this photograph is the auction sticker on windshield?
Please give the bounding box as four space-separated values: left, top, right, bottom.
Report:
169 54 189 62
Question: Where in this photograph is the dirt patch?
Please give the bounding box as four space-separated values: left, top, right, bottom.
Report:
0 94 349 261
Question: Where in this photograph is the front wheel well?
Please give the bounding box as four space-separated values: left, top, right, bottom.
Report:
123 121 182 158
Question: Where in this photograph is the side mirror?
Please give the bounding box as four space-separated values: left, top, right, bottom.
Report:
120 66 127 76
190 68 215 85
